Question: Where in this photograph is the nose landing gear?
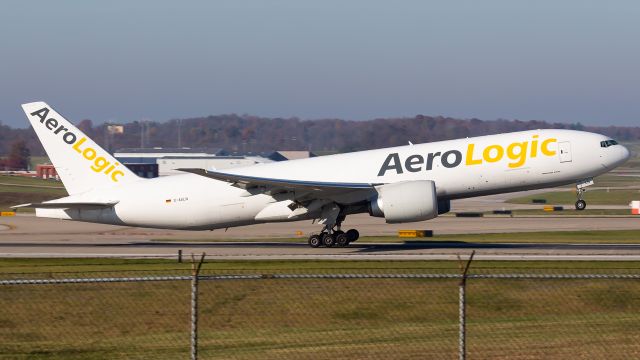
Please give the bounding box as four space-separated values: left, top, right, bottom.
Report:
574 178 594 211
575 190 587 211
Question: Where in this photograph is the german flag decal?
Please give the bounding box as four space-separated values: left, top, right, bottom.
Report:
165 199 171 204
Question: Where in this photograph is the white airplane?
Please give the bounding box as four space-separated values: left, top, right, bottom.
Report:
15 102 630 247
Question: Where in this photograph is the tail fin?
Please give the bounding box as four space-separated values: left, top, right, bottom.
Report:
21 102 140 195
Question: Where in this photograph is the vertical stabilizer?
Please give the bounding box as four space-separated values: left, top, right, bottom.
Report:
21 102 140 195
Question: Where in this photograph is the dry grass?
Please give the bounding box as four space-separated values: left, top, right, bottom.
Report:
0 175 66 211
1 276 639 359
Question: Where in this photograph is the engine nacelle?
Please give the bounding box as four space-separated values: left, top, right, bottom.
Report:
368 180 439 223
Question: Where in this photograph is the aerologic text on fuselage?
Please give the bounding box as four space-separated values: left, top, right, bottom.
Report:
377 135 557 176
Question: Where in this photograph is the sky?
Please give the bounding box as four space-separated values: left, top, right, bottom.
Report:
1 0 639 128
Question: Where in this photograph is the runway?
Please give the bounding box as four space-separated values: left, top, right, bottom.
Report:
2 192 638 260
2 211 640 240
1 212 639 260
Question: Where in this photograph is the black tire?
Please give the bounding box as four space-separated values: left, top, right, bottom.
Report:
575 200 587 211
346 229 360 242
322 233 335 247
334 230 345 237
308 234 322 248
336 233 349 247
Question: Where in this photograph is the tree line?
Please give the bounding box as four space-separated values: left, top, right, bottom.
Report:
1 114 640 159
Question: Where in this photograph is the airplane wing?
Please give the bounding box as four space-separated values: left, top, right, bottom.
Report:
178 168 380 198
12 201 119 210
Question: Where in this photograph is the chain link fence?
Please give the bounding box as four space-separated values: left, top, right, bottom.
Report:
1 269 640 359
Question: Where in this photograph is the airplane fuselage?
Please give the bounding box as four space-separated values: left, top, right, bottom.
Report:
37 129 630 230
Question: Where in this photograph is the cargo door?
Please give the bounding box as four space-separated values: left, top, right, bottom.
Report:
558 141 572 163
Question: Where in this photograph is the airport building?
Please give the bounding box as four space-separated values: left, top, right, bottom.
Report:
35 164 59 180
114 147 228 164
114 148 227 178
156 156 272 176
113 148 316 178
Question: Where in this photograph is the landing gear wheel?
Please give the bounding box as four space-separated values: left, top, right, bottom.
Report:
308 234 322 248
322 233 336 247
336 233 349 247
574 184 589 212
346 229 360 242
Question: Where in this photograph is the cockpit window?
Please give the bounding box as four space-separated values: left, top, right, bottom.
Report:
600 139 619 148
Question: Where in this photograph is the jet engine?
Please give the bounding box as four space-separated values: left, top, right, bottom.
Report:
368 180 439 223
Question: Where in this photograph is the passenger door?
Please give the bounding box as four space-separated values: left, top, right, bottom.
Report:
558 141 572 163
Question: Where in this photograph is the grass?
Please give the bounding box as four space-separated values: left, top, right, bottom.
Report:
0 175 66 212
0 175 64 188
592 173 640 187
3 257 640 277
508 188 640 205
0 259 640 359
432 229 640 243
0 258 516 277
509 208 633 216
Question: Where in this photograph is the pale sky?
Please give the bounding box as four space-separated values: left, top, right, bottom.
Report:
1 0 639 127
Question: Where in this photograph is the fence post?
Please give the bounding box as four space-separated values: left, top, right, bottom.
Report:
458 251 475 360
190 253 206 360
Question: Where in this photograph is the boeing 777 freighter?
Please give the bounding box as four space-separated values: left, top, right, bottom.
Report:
14 102 630 247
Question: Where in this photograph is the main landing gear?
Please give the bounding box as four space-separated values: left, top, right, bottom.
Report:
308 228 360 248
307 215 360 248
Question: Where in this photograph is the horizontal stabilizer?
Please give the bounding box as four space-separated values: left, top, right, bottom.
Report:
12 201 119 210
